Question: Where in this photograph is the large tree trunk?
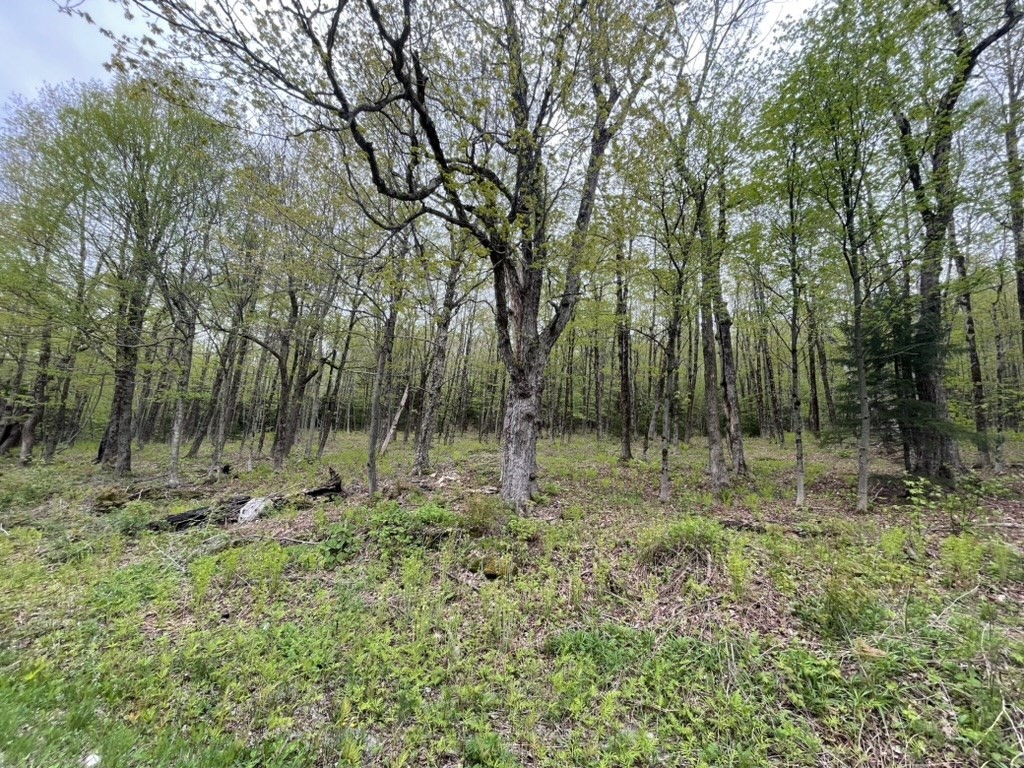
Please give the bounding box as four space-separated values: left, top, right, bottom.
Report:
101 266 150 477
813 323 837 429
806 343 820 436
19 325 52 466
890 1 1019 477
211 336 249 473
1002 38 1024 369
784 169 805 506
501 365 544 507
909 217 960 478
853 293 870 513
992 269 1010 473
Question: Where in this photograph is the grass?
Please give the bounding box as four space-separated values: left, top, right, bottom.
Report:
1 433 1023 766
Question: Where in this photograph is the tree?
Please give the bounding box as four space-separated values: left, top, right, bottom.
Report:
890 0 1020 477
117 0 672 507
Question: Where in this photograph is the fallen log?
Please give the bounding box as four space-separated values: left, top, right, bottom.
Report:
304 466 345 498
154 495 254 531
150 467 346 532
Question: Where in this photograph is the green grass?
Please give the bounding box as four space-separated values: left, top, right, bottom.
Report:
1 434 1022 766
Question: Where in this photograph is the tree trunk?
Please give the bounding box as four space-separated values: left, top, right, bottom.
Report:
615 242 633 462
413 258 462 475
712 181 747 475
501 366 544 508
101 265 150 477
19 325 52 466
379 383 409 456
168 318 195 486
950 219 990 467
368 289 399 495
853 290 870 513
701 302 729 492
806 342 820 436
789 256 804 509
1001 39 1024 372
992 268 1010 473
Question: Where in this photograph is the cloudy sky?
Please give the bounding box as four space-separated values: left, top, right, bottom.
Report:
1 0 813 110
0 0 139 108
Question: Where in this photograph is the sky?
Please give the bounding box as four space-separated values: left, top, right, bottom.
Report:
0 0 140 108
0 0 816 111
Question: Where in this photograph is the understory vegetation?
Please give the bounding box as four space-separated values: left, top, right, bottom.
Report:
2 435 1022 767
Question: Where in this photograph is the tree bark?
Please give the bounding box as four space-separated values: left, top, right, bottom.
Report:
712 180 747 475
701 300 729 492
18 325 52 466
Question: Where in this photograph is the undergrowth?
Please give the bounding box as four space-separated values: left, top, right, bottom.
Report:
1 435 1022 766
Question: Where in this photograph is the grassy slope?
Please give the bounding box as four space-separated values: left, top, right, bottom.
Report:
1 434 1022 767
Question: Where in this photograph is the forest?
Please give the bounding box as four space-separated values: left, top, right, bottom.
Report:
1 0 1024 765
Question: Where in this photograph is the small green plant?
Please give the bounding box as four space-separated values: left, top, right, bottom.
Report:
880 527 908 561
239 541 290 594
562 503 585 521
987 540 1023 583
189 555 218 606
312 507 330 539
939 534 985 585
506 515 541 543
638 516 729 570
369 501 458 551
115 500 153 536
461 730 516 768
726 546 752 598
462 494 506 537
795 577 885 639
321 521 357 568
904 475 942 513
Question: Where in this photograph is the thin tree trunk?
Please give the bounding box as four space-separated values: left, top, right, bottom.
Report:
950 219 990 467
615 242 633 462
368 289 400 495
168 318 195 486
413 257 462 474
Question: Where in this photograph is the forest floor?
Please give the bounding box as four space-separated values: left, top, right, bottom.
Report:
1 434 1023 767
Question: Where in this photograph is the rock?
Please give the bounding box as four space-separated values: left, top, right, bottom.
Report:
237 497 271 524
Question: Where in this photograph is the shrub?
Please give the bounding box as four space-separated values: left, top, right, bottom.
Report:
506 515 542 543
880 527 908 561
115 500 154 536
369 501 458 551
461 494 506 537
638 516 729 569
939 534 985 585
321 522 358 568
